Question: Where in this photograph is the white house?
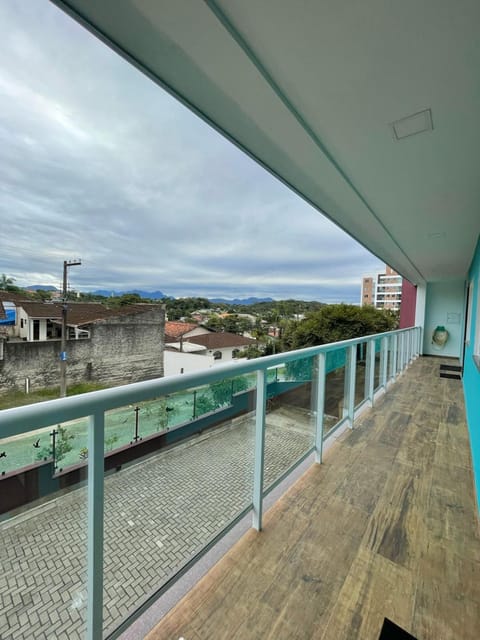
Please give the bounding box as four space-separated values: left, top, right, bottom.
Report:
186 332 256 362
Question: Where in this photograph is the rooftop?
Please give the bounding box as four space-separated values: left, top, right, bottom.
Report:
164 321 201 340
15 301 159 326
186 332 256 349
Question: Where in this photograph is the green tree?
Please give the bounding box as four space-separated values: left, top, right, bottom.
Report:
210 376 249 407
165 297 212 320
282 304 397 351
36 425 75 465
33 289 53 301
142 397 178 431
0 274 21 292
118 293 144 306
105 434 119 451
194 391 215 417
0 274 14 290
204 314 253 335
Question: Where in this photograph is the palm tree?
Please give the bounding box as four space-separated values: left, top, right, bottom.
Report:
0 274 15 290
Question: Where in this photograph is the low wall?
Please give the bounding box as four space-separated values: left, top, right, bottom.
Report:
0 308 164 392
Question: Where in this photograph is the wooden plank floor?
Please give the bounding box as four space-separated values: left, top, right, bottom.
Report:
146 357 480 640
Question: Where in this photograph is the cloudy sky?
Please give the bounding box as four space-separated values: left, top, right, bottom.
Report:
0 1 383 302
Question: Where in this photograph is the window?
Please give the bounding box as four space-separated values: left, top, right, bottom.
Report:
232 349 240 358
213 350 222 360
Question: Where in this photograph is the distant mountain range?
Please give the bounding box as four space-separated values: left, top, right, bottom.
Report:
27 285 58 291
90 289 169 299
209 297 274 305
26 286 274 305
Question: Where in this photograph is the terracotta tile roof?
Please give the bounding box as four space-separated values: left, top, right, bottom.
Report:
0 290 31 304
17 301 63 319
186 332 256 349
164 321 200 339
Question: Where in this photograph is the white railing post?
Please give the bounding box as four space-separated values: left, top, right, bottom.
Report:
397 332 402 371
400 332 405 372
365 339 375 406
252 369 267 531
344 345 357 428
381 336 389 389
87 411 105 640
313 353 326 463
392 333 398 380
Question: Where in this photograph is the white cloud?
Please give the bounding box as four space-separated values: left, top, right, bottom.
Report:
0 1 383 302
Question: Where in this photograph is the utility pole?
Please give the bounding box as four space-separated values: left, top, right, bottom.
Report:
60 259 82 398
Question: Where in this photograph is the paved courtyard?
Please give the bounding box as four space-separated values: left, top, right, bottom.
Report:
0 404 315 639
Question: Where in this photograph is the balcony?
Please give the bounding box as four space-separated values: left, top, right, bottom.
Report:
146 354 479 640
4 326 476 639
2 2 480 637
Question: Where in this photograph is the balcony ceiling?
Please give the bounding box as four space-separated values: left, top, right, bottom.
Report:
53 0 480 285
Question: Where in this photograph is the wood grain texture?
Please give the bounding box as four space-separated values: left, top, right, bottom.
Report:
146 357 480 640
320 548 414 640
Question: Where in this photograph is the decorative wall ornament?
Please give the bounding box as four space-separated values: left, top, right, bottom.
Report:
432 325 449 349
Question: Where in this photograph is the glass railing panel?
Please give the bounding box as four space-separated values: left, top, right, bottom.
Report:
189 375 252 420
0 417 89 475
0 426 87 640
374 337 383 391
354 341 368 408
324 347 347 435
382 336 390 384
263 356 316 492
103 392 196 447
102 373 256 637
398 334 405 374
401 333 408 370
0 423 53 476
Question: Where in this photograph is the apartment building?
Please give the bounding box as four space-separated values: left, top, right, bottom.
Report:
361 265 402 311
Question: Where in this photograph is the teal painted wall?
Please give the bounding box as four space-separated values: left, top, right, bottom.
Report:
463 236 480 511
423 281 465 357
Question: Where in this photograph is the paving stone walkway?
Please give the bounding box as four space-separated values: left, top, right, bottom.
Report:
0 405 314 640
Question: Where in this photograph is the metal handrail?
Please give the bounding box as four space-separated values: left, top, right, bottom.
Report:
0 326 418 438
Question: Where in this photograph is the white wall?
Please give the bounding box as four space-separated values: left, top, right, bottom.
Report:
17 307 29 339
423 280 465 358
206 346 247 362
164 350 215 376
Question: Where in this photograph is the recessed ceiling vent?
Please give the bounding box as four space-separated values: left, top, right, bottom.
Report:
390 108 433 141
